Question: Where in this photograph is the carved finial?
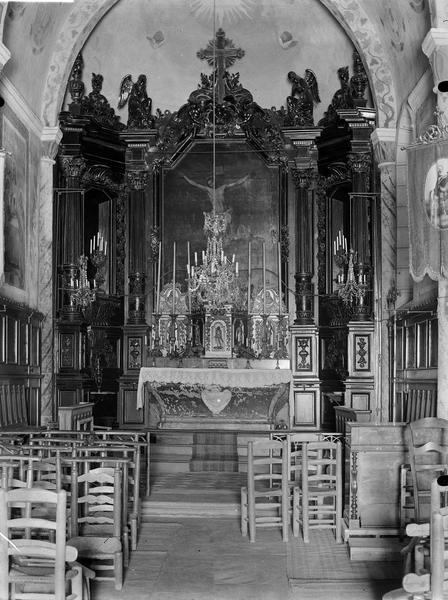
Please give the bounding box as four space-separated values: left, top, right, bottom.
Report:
350 52 368 105
68 53 85 112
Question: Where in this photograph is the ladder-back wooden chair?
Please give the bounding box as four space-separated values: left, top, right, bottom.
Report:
79 442 141 552
383 475 448 600
241 438 289 543
0 486 93 600
67 458 124 590
292 439 343 543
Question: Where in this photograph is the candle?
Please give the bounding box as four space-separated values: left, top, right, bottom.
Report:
104 240 107 255
194 252 198 266
172 242 176 315
90 238 93 254
247 241 251 313
156 241 161 314
277 242 282 316
236 261 239 276
262 241 266 315
187 241 191 313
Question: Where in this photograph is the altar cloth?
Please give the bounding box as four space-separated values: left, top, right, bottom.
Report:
136 367 293 410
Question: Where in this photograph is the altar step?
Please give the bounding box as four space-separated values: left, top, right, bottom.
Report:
145 471 245 518
141 498 240 519
150 431 259 474
150 433 193 474
190 431 239 472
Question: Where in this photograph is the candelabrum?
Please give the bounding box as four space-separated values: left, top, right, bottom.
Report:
149 313 163 359
71 255 96 310
92 356 103 391
188 211 241 310
90 249 107 292
334 248 367 306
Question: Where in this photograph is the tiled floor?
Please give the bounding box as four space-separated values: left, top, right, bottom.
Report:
90 472 402 600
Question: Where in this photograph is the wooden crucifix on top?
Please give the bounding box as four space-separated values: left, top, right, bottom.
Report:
197 28 245 104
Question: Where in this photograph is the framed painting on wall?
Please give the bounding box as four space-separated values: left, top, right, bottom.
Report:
161 139 282 301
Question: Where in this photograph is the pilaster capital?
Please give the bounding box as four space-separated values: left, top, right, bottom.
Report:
127 170 150 191
347 152 371 174
291 167 315 190
60 155 87 180
370 128 397 164
41 126 62 160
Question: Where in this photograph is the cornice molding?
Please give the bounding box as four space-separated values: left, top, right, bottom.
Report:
0 76 43 139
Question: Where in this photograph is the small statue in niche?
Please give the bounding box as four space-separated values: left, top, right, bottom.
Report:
285 69 320 127
118 73 154 129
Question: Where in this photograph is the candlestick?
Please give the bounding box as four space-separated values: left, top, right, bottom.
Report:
247 241 251 312
156 241 161 314
277 241 282 316
172 242 176 315
187 241 191 313
262 241 266 315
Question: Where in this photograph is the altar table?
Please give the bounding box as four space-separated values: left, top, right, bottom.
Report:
136 367 293 428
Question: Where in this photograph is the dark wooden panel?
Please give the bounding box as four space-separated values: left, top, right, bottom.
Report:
120 387 144 426
6 315 17 364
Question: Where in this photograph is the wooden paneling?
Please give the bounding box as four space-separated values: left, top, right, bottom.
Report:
0 298 43 427
118 381 145 427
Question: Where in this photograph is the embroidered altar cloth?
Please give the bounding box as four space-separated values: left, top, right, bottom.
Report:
136 367 292 410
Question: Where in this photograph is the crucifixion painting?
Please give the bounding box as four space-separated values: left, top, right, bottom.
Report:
180 172 249 213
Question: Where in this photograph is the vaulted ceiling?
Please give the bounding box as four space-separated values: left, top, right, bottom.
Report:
0 0 431 130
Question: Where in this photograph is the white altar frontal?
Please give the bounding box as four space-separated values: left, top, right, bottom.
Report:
137 360 292 430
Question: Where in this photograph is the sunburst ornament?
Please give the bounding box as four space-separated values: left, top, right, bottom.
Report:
186 0 257 26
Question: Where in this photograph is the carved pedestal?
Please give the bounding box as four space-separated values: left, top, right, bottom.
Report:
290 324 320 429
345 321 375 412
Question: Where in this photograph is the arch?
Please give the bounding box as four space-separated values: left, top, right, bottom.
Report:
42 0 398 128
41 0 120 127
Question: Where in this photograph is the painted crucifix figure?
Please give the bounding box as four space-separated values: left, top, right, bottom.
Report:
180 172 249 213
197 28 245 103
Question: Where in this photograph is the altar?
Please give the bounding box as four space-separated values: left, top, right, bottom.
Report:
136 362 293 429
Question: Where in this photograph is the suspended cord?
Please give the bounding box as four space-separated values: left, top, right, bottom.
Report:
212 0 216 214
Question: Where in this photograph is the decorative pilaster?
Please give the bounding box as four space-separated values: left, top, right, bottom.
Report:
285 130 321 429
37 128 61 424
59 155 86 264
291 166 315 325
39 127 62 424
58 155 86 322
371 127 398 423
127 169 149 325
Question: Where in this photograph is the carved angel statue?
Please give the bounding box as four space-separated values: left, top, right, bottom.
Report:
285 69 320 126
118 73 154 129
